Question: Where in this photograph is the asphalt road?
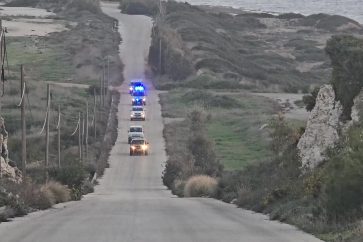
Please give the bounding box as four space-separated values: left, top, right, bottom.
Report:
0 3 323 242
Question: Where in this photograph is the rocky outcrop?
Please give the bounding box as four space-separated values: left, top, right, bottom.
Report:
297 84 343 169
0 157 22 183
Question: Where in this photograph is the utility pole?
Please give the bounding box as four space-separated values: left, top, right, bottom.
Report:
81 113 84 163
93 88 97 140
102 62 106 106
100 76 103 107
20 65 26 176
78 112 82 163
158 0 163 74
85 101 89 163
57 105 61 168
45 84 50 182
0 20 3 114
0 21 2 180
106 56 109 95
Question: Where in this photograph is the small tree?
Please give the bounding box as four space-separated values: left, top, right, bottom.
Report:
326 35 363 120
302 87 320 111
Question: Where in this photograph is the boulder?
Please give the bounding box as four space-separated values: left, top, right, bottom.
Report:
0 157 22 183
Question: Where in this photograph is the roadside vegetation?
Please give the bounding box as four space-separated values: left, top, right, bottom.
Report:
142 1 363 241
0 0 122 221
119 0 158 16
159 36 363 242
148 1 363 93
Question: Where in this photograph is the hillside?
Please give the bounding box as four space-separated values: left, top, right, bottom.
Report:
148 1 363 92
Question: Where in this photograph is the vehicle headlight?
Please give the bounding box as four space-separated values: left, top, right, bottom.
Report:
143 98 146 102
131 114 134 117
141 113 145 117
132 98 135 101
131 146 136 150
142 145 148 150
129 87 133 91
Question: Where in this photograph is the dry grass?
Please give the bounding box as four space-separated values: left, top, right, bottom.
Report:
42 181 71 204
184 175 218 197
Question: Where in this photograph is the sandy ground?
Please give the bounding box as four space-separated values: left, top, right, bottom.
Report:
0 6 54 17
254 92 309 121
47 81 90 89
0 6 70 36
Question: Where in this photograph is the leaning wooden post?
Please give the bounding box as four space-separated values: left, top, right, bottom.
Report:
57 105 61 168
45 84 50 182
78 112 82 163
85 101 89 163
93 88 97 140
20 65 27 177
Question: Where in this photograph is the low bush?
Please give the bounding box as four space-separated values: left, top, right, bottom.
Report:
320 125 363 222
49 165 87 188
37 186 56 209
81 180 95 195
162 109 222 193
184 175 218 197
119 0 159 16
172 179 186 197
42 181 71 204
182 90 241 109
303 87 320 111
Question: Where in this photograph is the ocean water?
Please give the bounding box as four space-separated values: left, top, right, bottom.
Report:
180 0 363 23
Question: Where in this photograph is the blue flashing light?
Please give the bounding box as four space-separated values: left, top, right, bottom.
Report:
134 86 144 91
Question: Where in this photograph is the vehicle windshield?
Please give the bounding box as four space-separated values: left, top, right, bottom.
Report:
133 92 145 97
131 139 145 145
132 107 143 111
130 127 142 132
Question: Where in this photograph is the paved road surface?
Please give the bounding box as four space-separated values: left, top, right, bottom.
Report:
0 3 322 242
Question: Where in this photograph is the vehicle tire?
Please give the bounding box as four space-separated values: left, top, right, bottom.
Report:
128 138 131 144
130 150 133 156
145 151 149 156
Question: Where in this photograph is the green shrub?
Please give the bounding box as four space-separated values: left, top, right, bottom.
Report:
303 87 320 111
162 109 222 194
184 77 242 89
49 165 87 188
182 90 241 109
173 179 186 197
184 175 218 197
5 0 39 7
81 180 94 195
162 158 183 189
326 35 363 119
120 0 159 16
321 125 363 222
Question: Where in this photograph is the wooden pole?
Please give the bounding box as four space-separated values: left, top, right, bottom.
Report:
81 113 84 163
45 84 50 182
21 65 26 176
85 101 89 163
159 0 163 74
100 76 103 108
106 56 109 95
93 88 97 140
78 112 82 162
102 63 105 107
57 105 61 168
0 21 3 179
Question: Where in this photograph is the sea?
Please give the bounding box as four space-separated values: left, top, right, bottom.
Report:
179 0 363 23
